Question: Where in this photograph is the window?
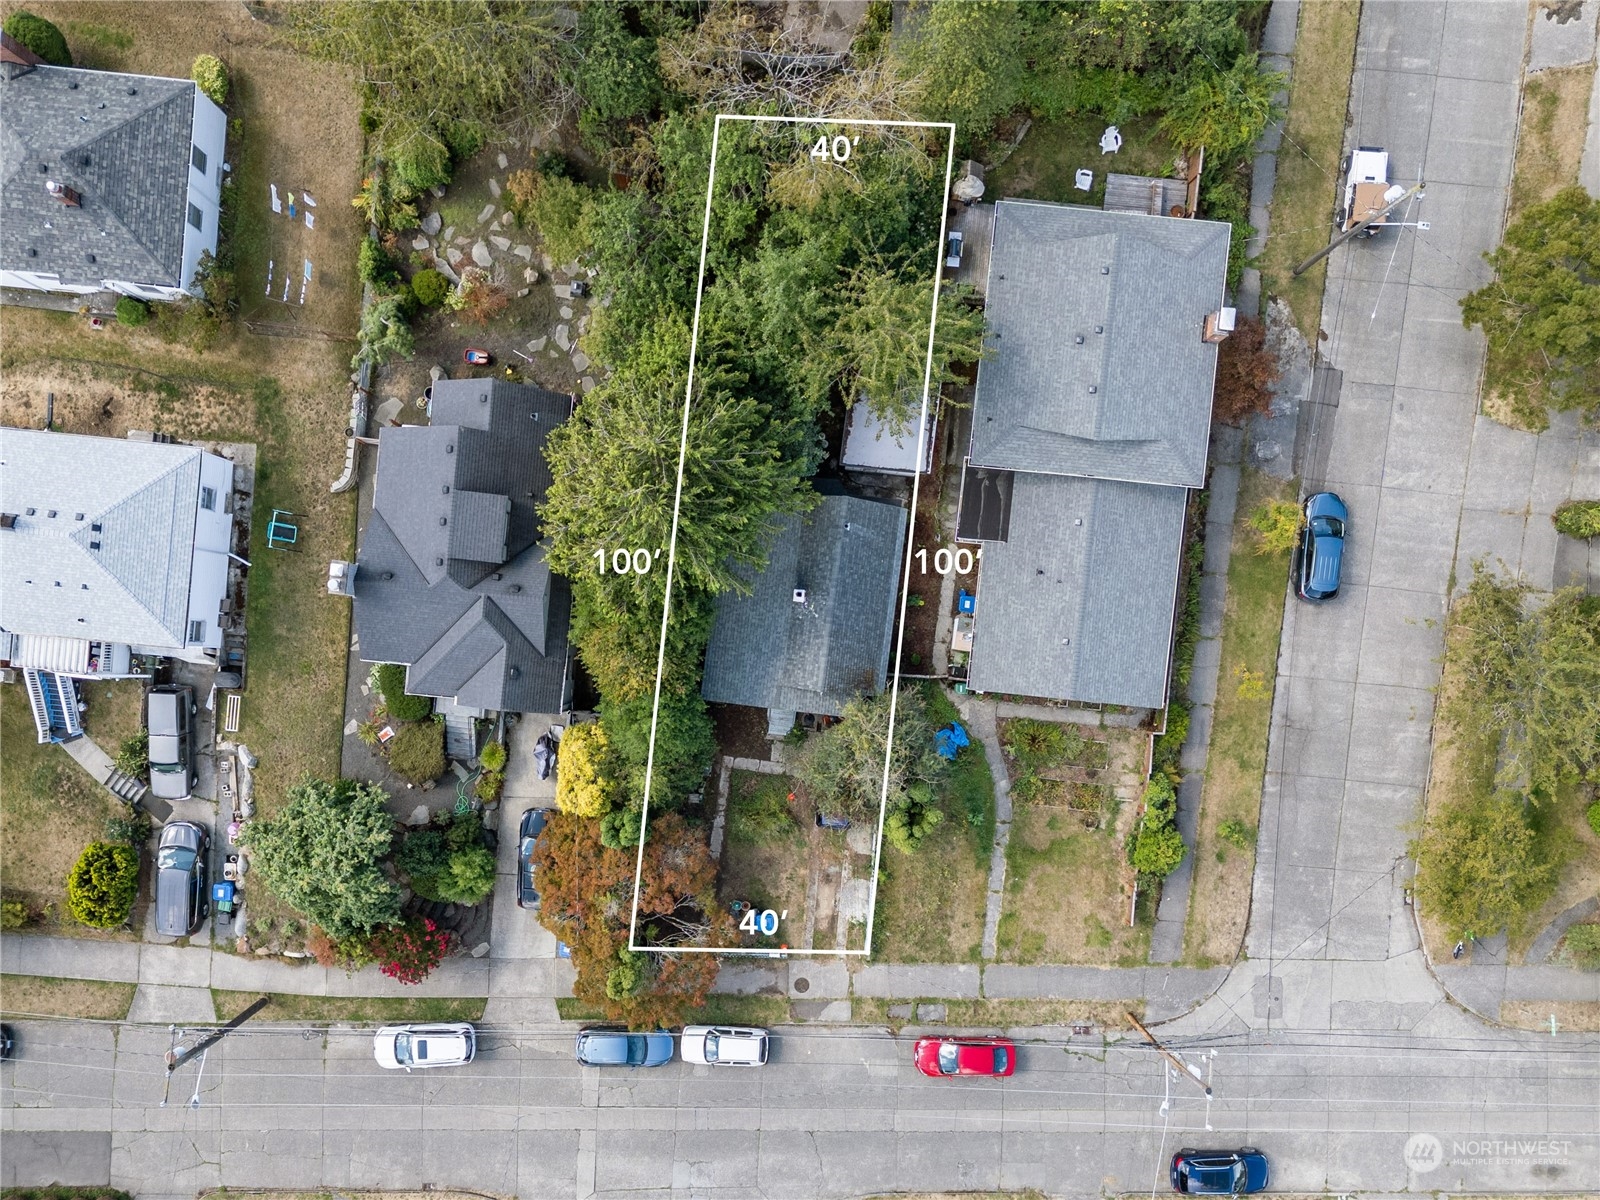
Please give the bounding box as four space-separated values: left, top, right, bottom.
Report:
199 485 217 511
187 203 203 231
191 144 207 174
188 619 206 644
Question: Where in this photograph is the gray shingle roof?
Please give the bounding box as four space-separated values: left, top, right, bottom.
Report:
352 381 572 713
1 66 196 289
701 494 907 717
967 473 1186 710
969 200 1230 488
0 427 202 649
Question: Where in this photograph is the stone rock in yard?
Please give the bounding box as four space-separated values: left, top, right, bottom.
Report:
471 941 491 958
523 268 537 283
420 211 442 236
516 287 530 298
430 365 448 382
540 253 555 274
560 261 582 276
489 218 501 232
442 226 454 242
411 236 430 251
476 202 496 225
497 152 509 169
502 210 513 224
430 184 446 198
559 305 573 320
581 376 596 393
576 315 589 335
436 259 460 285
445 247 463 268
527 336 547 352
554 324 571 351
512 244 533 261
488 177 502 198
490 235 511 251
408 804 431 826
571 350 590 373
454 235 471 247
551 282 570 300
471 241 494 268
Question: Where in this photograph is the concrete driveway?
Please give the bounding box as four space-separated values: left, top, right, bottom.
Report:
1252 0 1600 975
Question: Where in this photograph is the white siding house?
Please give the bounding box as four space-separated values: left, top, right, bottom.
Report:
0 61 227 301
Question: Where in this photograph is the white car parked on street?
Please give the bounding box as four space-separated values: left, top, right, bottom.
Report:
679 1025 770 1066
373 1024 476 1071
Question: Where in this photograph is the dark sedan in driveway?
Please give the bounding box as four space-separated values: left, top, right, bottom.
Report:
1170 1148 1269 1194
154 820 209 938
517 807 549 909
1294 491 1347 602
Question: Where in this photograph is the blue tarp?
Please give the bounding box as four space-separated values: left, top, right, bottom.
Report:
934 722 970 759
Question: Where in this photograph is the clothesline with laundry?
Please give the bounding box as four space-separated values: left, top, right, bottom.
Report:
265 183 319 304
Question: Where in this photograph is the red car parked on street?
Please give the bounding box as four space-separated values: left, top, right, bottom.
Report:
913 1036 1016 1077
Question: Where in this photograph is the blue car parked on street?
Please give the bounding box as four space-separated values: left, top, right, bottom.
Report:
1295 491 1347 602
1170 1148 1270 1194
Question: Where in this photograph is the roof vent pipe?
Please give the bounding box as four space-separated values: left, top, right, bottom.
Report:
45 180 82 207
793 588 808 604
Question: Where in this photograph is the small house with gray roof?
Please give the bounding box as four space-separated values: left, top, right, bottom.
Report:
0 49 227 301
958 200 1231 710
0 426 239 675
340 380 574 715
701 492 907 735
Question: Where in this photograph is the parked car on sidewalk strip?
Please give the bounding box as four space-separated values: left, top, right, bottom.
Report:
913 1035 1016 1077
373 1024 477 1070
1170 1148 1270 1194
680 1025 769 1066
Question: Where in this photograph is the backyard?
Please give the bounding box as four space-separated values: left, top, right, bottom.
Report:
988 114 1179 208
1184 468 1295 965
0 2 366 937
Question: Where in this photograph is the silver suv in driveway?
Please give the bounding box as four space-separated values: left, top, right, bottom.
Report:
146 685 196 800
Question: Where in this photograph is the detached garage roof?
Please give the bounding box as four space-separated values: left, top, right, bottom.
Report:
969 200 1230 489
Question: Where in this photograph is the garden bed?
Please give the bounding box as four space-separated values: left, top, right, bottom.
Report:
717 770 827 951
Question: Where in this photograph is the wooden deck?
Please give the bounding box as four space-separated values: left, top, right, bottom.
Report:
943 201 995 294
1103 173 1189 217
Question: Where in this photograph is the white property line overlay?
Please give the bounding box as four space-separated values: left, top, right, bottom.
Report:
629 112 958 957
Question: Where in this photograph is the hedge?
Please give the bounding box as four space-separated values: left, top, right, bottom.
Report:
1552 499 1600 540
3 11 70 66
66 842 140 928
114 296 150 327
191 54 229 107
375 662 432 721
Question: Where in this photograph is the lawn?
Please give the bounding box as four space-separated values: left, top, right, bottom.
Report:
211 990 486 1024
1184 468 1295 965
78 680 145 757
0 689 127 932
1 4 366 938
718 770 812 950
995 807 1149 966
0 974 137 1021
853 997 1139 1032
1257 0 1362 345
868 684 993 963
989 113 1178 208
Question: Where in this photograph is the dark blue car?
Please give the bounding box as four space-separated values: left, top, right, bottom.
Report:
574 1027 674 1068
1170 1148 1269 1194
1295 491 1347 601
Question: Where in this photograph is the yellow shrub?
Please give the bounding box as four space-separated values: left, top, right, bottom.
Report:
556 722 614 817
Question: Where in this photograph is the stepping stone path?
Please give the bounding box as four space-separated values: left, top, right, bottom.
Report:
497 152 509 169
527 336 547 353
476 203 496 224
512 244 533 261
559 305 573 320
554 324 571 351
488 177 502 198
581 377 596 393
421 212 442 236
490 235 511 251
571 351 590 372
442 225 454 242
411 236 429 251
471 241 493 268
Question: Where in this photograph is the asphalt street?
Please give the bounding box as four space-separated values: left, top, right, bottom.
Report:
3 1017 1597 1198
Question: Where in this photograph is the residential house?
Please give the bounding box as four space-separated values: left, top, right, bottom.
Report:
958 199 1231 711
0 43 227 301
701 490 907 735
339 380 574 716
0 426 240 674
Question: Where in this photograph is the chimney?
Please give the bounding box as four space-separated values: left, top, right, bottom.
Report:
45 180 82 207
326 560 357 597
0 513 17 530
1203 307 1237 344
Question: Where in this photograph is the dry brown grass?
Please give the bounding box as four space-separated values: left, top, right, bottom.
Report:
853 997 1138 1032
872 813 988 962
1185 469 1296 965
1508 62 1597 221
78 680 145 752
1 973 137 1020
1500 1000 1600 1032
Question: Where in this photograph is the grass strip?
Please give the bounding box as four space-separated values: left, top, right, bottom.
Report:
210 990 485 1024
1257 0 1361 343
1 974 137 1021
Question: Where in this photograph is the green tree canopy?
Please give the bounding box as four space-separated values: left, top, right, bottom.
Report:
798 686 947 821
239 778 403 940
1411 792 1560 939
1461 187 1600 423
891 0 1029 138
3 10 70 66
1159 53 1286 158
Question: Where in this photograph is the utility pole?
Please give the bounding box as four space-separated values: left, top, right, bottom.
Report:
1291 180 1426 277
1125 1011 1212 1097
160 995 270 1107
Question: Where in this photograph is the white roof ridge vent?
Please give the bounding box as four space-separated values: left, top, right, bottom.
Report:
792 588 807 604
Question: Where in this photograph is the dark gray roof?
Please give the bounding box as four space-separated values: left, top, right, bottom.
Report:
966 473 1186 710
969 200 1230 488
352 381 572 713
702 494 907 717
1 66 196 289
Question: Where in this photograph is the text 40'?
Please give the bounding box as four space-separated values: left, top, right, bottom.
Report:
913 546 981 576
594 548 662 575
739 908 787 936
811 134 858 163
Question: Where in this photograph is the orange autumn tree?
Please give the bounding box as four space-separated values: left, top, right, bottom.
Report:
536 810 730 1028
